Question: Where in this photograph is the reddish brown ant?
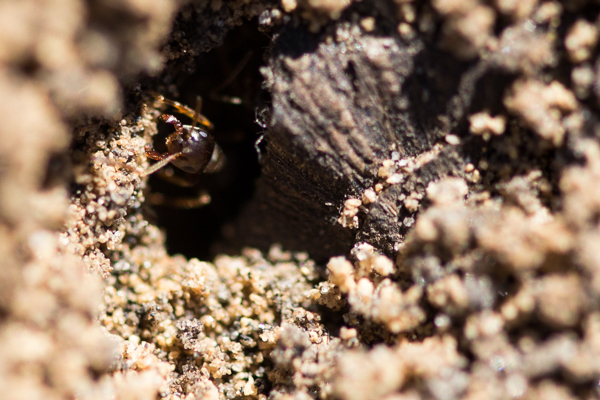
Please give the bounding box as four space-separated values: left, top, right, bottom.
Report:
142 91 225 207
143 91 224 176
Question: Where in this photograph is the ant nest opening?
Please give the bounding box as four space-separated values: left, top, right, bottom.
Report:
143 24 268 260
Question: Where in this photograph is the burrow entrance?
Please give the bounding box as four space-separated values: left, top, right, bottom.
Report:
145 22 270 260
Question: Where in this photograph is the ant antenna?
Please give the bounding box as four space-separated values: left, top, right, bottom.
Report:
210 51 253 105
140 92 208 177
142 95 203 177
140 151 184 177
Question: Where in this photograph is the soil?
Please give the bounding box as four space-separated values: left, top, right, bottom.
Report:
2 0 600 399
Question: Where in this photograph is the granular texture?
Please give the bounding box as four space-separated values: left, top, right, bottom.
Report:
3 0 600 400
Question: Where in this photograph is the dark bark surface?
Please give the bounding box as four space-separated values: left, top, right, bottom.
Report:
234 24 486 261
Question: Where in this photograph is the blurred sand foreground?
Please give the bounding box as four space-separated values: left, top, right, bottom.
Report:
1 0 600 399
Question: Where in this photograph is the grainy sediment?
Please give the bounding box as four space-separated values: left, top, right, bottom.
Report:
1 0 600 400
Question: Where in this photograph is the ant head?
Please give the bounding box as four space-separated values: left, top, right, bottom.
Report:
144 96 223 177
166 124 216 174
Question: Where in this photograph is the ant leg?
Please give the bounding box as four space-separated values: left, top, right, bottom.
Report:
155 168 200 187
149 91 214 130
146 190 212 208
210 51 253 105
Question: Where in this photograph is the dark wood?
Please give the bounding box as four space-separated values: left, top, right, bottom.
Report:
234 24 485 262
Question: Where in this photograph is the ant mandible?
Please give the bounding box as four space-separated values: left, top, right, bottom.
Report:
143 91 225 178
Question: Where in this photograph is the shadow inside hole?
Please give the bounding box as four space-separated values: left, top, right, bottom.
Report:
147 22 269 260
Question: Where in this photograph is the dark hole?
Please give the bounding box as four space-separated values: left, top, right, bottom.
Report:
42 152 71 190
147 22 269 260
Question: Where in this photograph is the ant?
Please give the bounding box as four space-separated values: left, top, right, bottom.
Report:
142 91 225 207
